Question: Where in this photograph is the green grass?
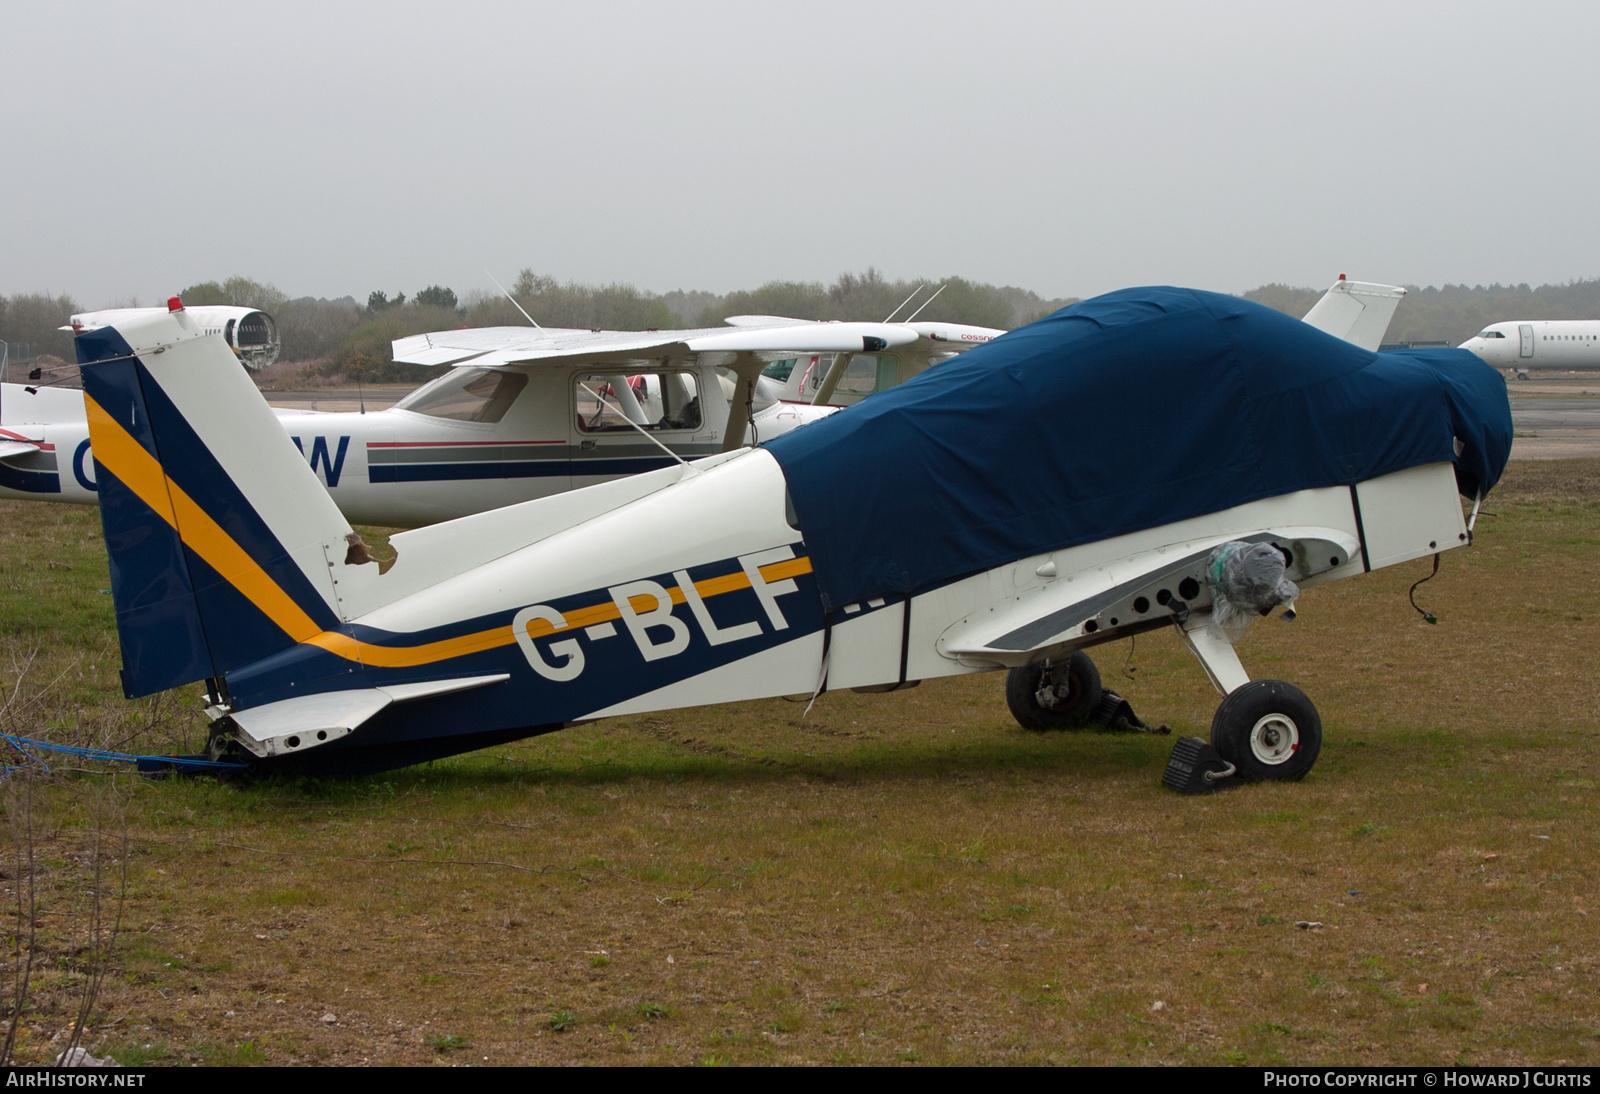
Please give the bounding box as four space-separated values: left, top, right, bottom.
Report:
2 462 1600 1064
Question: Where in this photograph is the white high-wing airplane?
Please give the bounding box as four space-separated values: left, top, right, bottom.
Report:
0 277 1403 523
74 286 1509 782
1460 320 1600 378
1 306 997 525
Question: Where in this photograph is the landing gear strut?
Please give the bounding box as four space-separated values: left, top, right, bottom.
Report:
1170 619 1324 786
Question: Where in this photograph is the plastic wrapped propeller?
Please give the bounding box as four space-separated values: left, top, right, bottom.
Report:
1207 541 1300 640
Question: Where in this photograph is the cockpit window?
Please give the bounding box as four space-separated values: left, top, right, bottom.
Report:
396 367 528 423
1476 330 1506 339
762 358 797 382
576 371 702 433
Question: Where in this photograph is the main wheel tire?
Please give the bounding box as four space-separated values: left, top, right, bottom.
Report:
1210 679 1322 781
1006 652 1102 731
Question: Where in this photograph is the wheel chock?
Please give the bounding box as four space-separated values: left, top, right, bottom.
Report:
1161 736 1238 794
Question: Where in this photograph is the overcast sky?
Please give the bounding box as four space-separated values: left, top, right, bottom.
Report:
3 1 1597 307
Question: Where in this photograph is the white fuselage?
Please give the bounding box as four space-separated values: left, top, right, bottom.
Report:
227 446 1467 761
1460 320 1600 373
0 368 833 525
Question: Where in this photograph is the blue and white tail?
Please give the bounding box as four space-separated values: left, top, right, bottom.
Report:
77 304 365 697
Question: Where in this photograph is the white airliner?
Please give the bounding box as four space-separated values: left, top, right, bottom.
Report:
1460 320 1600 378
73 284 1506 782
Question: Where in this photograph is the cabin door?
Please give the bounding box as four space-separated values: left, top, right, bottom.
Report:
569 368 712 489
1520 325 1535 358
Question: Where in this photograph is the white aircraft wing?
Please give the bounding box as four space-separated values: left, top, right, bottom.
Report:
392 321 922 371
1301 278 1407 352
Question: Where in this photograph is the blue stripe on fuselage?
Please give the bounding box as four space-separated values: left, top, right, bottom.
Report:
0 462 60 493
223 547 824 737
368 455 682 482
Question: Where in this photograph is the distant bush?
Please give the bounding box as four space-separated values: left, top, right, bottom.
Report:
465 272 682 331
0 292 79 362
692 269 1070 330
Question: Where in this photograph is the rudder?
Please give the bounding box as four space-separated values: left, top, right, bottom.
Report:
78 307 358 697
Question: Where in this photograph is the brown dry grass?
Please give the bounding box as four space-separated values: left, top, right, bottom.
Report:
1 462 1598 1065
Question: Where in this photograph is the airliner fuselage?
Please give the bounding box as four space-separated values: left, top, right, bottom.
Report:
1461 320 1600 375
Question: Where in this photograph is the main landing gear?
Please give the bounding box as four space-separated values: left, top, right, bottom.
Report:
1005 652 1169 735
1005 651 1102 730
1208 679 1321 781
1007 625 1324 788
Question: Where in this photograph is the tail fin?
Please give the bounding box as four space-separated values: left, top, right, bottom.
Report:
1301 278 1407 352
77 306 358 697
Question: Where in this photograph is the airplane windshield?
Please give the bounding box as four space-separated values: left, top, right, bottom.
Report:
1477 330 1506 339
396 368 528 423
576 371 702 433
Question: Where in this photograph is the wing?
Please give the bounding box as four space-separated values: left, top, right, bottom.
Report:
391 321 923 371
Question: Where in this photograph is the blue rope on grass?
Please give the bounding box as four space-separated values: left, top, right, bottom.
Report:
1 733 247 776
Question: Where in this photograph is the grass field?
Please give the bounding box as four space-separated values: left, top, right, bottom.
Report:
1 461 1598 1066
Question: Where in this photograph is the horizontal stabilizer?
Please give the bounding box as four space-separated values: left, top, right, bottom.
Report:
1301 279 1407 352
228 673 509 758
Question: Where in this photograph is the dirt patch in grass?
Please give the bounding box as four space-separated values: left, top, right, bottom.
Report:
1 471 1598 1066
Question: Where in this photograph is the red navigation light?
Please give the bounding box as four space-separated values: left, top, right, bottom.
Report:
167 296 184 312
1338 274 1346 280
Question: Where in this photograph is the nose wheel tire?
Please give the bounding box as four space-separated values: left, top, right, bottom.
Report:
1006 652 1102 730
1210 679 1321 781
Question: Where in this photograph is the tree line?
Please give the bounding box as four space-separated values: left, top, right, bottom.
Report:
5 273 1599 382
1243 280 1600 345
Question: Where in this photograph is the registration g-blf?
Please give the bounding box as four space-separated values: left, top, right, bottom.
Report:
73 286 1510 782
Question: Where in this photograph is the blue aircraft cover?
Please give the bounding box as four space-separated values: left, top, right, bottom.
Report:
765 286 1512 612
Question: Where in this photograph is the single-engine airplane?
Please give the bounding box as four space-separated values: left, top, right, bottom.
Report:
3 308 999 526
76 286 1509 780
